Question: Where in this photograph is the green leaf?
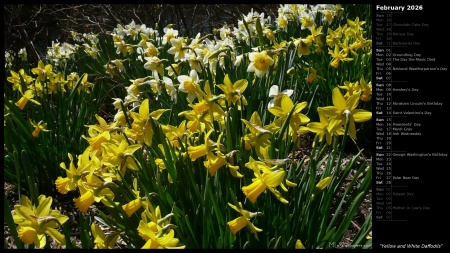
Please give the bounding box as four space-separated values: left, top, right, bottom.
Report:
4 193 24 249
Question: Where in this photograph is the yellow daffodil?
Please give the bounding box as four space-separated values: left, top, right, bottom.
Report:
77 73 94 94
29 119 50 138
31 60 53 82
65 72 79 91
7 69 34 93
338 80 360 99
359 76 372 102
128 98 169 146
82 114 114 156
122 178 144 217
198 80 227 124
178 92 222 133
161 120 191 148
203 150 227 176
91 223 119 249
217 74 248 108
241 112 272 159
138 206 185 249
13 195 68 248
268 96 310 142
312 177 332 200
328 45 353 68
74 180 117 213
326 26 343 48
307 110 344 147
101 138 142 175
304 67 325 84
55 153 86 194
242 157 290 204
202 131 242 177
187 129 214 161
15 89 41 110
307 25 324 53
345 17 365 38
318 87 372 139
227 202 263 240
295 239 306 249
74 186 96 213
294 37 312 57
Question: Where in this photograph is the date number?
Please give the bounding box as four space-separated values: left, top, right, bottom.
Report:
407 5 423 10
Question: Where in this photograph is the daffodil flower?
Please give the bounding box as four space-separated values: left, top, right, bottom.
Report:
307 110 344 147
178 69 201 102
55 153 87 194
326 26 343 48
203 150 227 176
359 76 372 102
15 89 41 110
312 177 332 200
101 138 142 175
178 95 221 133
165 63 182 78
29 119 50 138
143 56 166 82
338 80 361 99
242 157 290 204
328 45 353 68
162 76 178 103
122 178 144 217
247 50 275 78
138 206 185 249
295 239 306 249
31 60 53 82
268 96 310 142
241 111 272 159
345 17 365 38
202 131 243 177
318 87 372 139
7 69 34 93
82 114 114 156
187 129 215 161
74 180 117 213
162 120 191 148
294 37 312 57
12 195 69 248
303 66 325 83
128 98 169 146
217 74 248 108
227 202 263 240
77 73 94 94
91 223 119 249
167 38 188 62
268 84 293 108
161 26 179 45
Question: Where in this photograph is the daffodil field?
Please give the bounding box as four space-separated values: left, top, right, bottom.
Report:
4 4 373 249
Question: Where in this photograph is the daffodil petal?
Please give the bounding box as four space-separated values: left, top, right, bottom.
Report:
332 87 346 110
352 109 372 122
